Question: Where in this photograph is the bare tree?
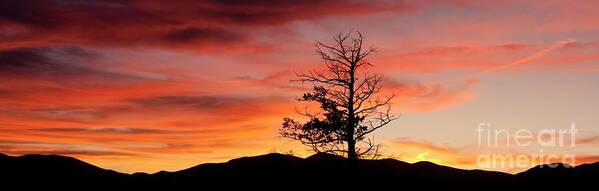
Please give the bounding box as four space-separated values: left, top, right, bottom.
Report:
280 31 397 160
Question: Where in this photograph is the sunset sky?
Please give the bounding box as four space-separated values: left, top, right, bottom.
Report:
1 0 599 173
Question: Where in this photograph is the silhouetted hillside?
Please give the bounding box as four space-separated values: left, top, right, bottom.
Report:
1 152 597 189
0 153 128 188
516 162 599 186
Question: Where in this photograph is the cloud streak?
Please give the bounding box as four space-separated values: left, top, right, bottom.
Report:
467 39 577 78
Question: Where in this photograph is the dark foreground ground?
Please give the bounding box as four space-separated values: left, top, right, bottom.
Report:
1 152 597 189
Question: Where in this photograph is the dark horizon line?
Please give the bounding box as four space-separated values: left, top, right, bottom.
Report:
1 151 593 175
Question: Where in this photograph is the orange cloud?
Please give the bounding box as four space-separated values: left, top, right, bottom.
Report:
384 79 476 112
388 139 459 155
575 155 599 165
384 138 477 167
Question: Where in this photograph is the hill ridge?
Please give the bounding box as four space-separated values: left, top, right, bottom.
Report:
1 152 597 188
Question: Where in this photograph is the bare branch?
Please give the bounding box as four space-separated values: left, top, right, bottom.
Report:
281 31 397 159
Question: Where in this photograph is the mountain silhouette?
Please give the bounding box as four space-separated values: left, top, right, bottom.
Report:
516 162 599 186
1 152 597 189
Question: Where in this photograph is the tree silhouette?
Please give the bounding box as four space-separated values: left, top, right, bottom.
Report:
281 31 397 159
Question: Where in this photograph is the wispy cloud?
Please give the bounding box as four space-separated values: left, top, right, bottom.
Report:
30 127 186 135
577 135 599 145
467 39 576 78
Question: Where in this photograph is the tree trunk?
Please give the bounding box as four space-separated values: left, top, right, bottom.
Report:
347 61 357 160
347 139 357 160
